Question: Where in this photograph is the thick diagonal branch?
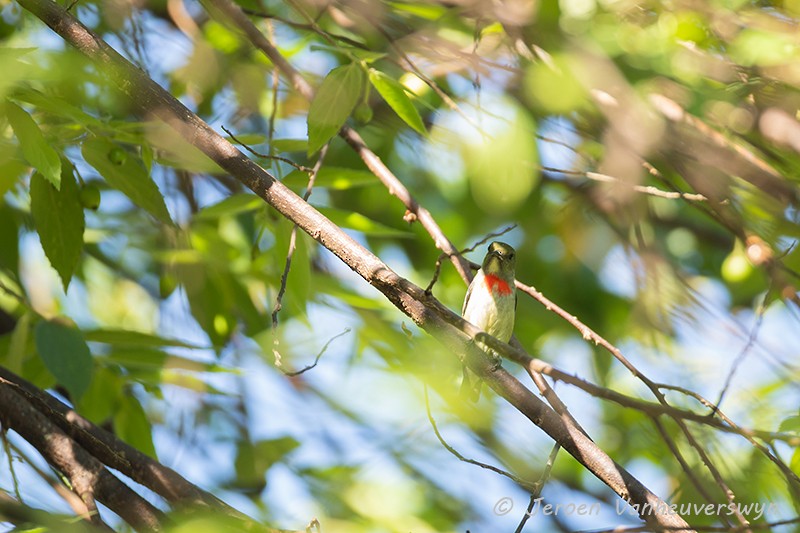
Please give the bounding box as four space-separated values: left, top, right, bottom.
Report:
0 367 240 516
0 382 164 531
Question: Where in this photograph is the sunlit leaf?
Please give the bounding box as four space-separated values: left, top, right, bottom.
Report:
779 414 800 433
6 102 61 188
83 328 206 349
386 1 448 19
13 88 103 128
195 193 263 220
104 348 235 374
309 44 385 63
271 138 308 153
315 207 411 237
368 69 426 134
281 167 377 190
0 49 35 98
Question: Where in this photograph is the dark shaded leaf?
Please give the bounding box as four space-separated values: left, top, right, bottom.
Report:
30 169 84 289
34 319 93 400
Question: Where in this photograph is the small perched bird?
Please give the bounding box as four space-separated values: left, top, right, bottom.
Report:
461 241 517 400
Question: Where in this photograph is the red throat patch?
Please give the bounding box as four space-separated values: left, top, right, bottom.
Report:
484 274 513 296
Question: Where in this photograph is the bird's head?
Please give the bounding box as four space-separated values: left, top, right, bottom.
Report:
482 241 516 282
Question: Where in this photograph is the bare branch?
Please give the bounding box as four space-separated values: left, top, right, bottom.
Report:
423 386 539 492
514 443 560 533
425 225 517 294
222 125 315 173
271 144 328 367
0 367 243 516
281 328 351 377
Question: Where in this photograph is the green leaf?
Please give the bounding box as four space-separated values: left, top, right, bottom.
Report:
6 102 62 188
77 366 123 424
234 436 300 490
386 1 448 19
275 219 311 316
792 447 800 476
281 167 376 190
224 133 267 146
0 142 27 198
6 312 32 374
368 69 427 134
308 44 385 63
12 88 103 128
82 137 172 224
307 63 366 155
34 319 93 400
779 414 800 433
0 204 19 277
114 394 157 459
315 207 411 237
30 169 85 290
0 49 35 99
195 193 263 220
83 328 206 349
104 347 235 374
271 138 308 153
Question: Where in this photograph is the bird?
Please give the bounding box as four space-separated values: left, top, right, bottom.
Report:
460 241 517 401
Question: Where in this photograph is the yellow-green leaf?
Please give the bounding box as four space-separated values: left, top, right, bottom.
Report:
315 207 411 238
6 102 61 188
368 69 426 134
282 167 376 190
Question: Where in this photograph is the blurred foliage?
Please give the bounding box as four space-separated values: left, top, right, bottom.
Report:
0 0 799 531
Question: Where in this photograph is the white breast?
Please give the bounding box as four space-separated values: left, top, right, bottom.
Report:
463 271 515 342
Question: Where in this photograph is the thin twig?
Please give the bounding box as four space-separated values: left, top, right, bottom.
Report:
514 443 560 533
243 8 368 50
271 143 329 367
652 418 730 526
423 386 539 492
1 429 22 501
425 224 516 294
280 328 351 377
541 166 709 201
714 285 772 412
221 125 315 173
